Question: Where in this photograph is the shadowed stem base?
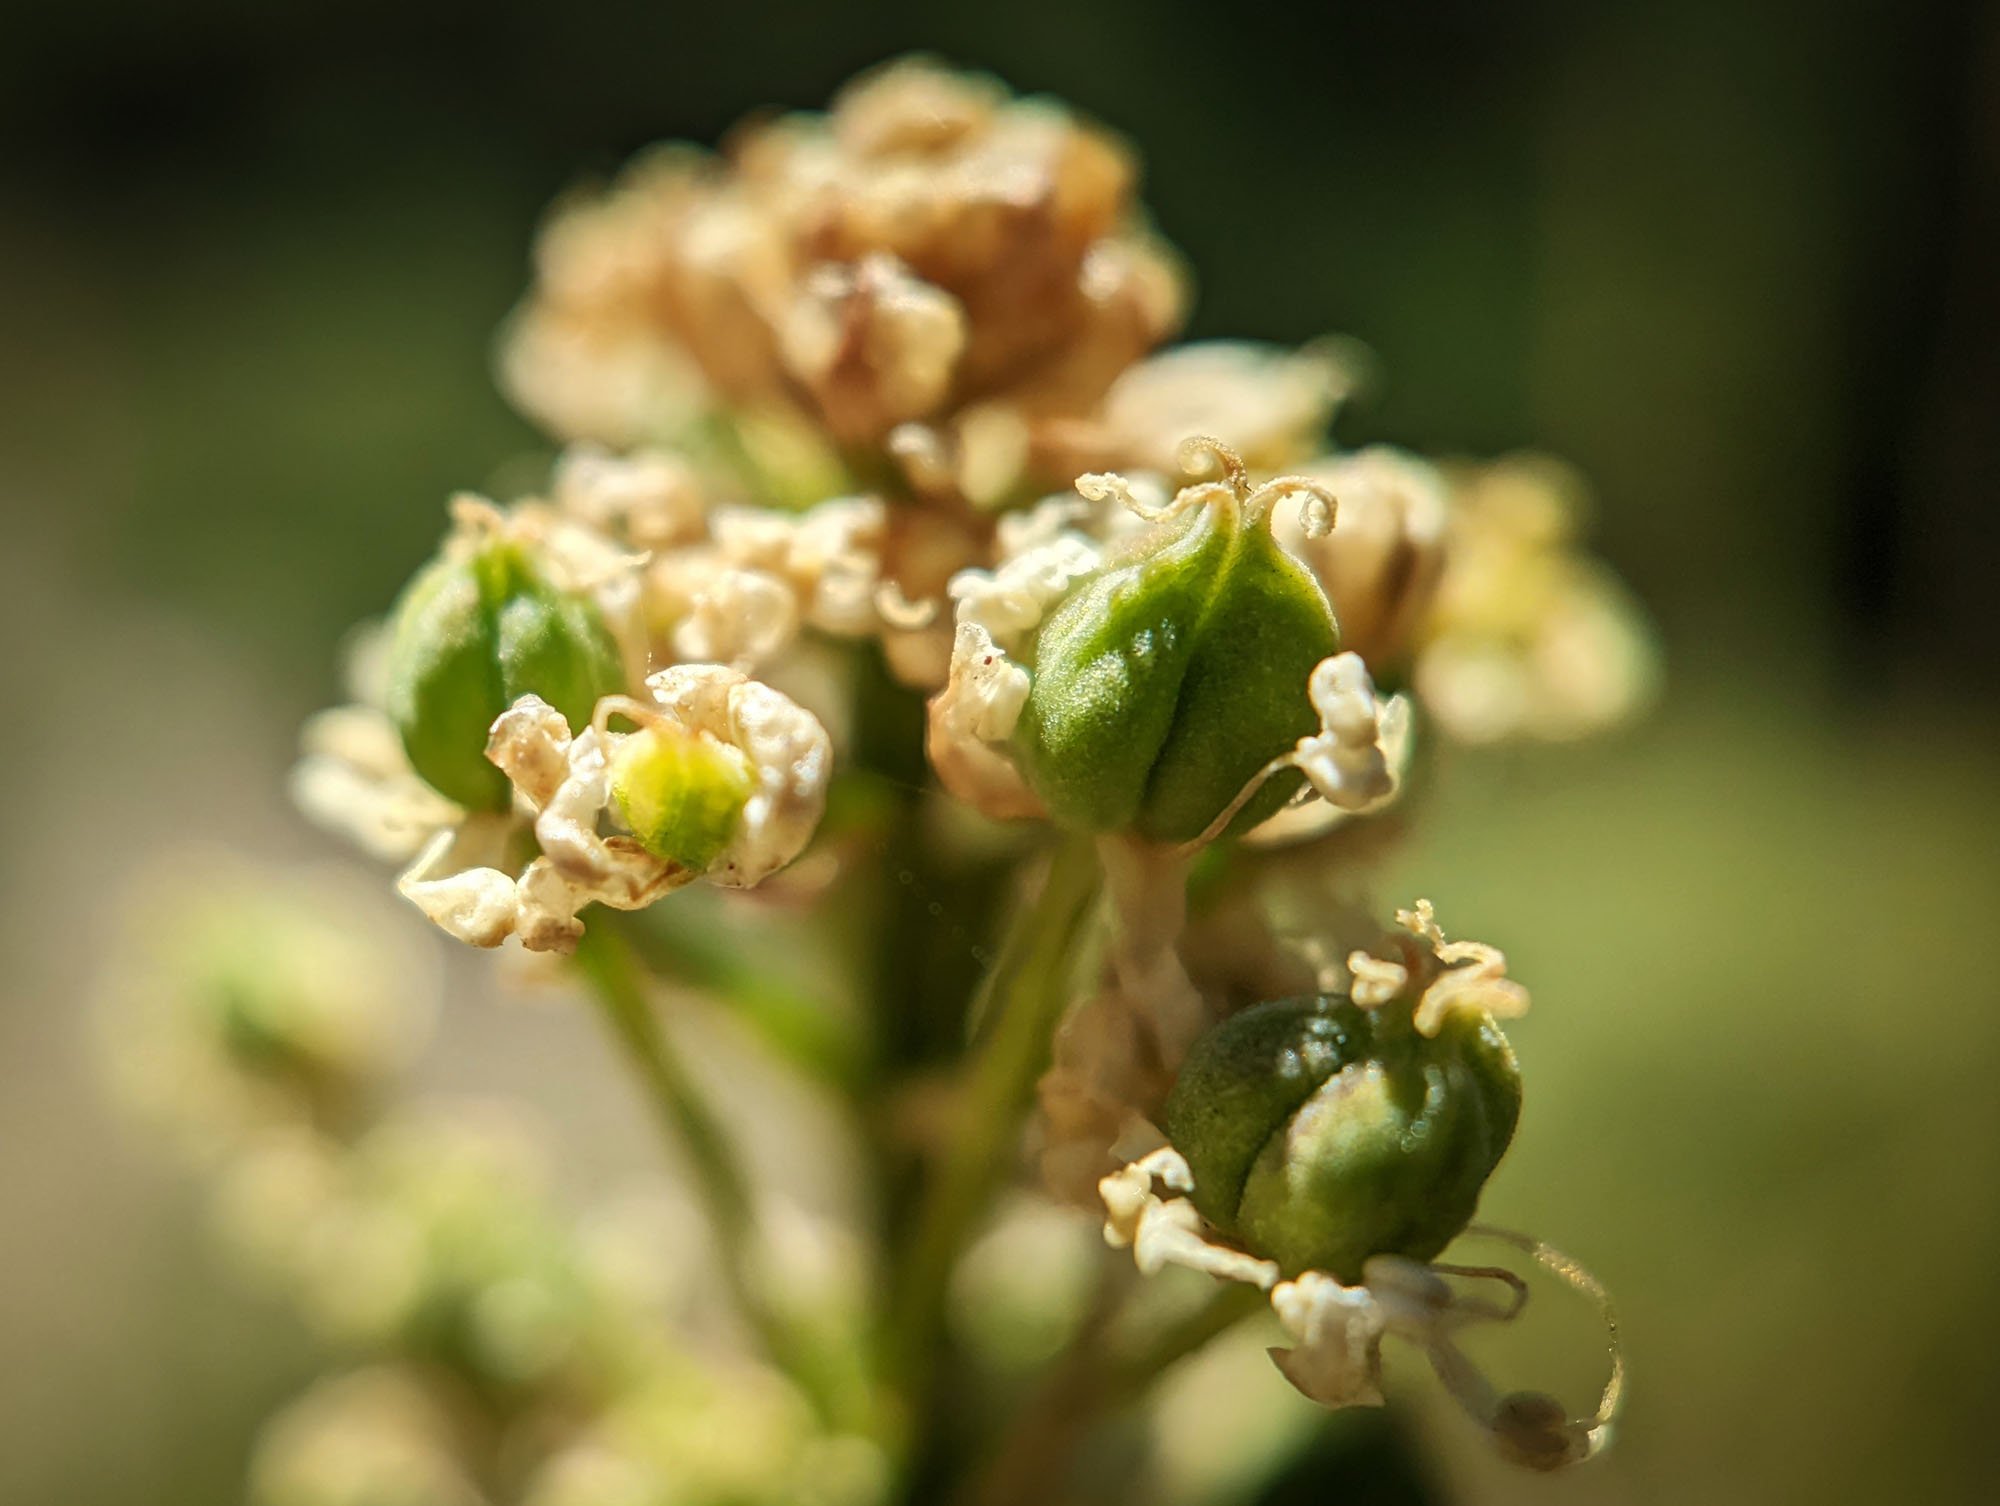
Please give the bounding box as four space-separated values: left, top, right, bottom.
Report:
960 1278 1269 1506
574 920 857 1428
883 838 1102 1432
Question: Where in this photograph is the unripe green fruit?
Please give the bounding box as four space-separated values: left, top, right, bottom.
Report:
386 538 626 810
1163 994 1521 1281
1013 500 1339 844
609 725 754 871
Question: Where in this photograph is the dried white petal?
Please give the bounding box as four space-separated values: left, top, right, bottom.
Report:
497 298 712 450
1346 950 1411 1008
925 622 1043 821
1394 899 1531 1036
1099 1148 1279 1288
1269 1271 1388 1409
553 445 709 551
1292 653 1398 812
712 497 890 638
292 705 460 864
792 498 890 636
994 493 1092 556
780 253 968 440
1095 342 1347 473
485 694 575 809
1273 447 1450 667
947 534 1101 651
671 564 801 668
1416 455 1657 745
396 821 526 949
512 851 679 956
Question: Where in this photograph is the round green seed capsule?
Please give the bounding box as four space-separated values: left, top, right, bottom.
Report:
1013 498 1339 844
1163 993 1521 1281
385 537 626 811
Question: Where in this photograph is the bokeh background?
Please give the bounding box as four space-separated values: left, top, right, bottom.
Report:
3 1 1997 1502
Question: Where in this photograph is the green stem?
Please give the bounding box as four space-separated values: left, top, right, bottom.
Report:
574 919 853 1426
1104 1281 1269 1406
883 836 1102 1417
957 1279 1266 1506
623 896 866 1092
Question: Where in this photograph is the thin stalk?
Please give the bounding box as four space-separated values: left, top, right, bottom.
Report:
1103 1281 1269 1405
883 836 1102 1415
958 1279 1267 1506
624 896 867 1092
573 920 851 1426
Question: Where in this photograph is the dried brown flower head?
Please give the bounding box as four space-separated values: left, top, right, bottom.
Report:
502 56 1186 490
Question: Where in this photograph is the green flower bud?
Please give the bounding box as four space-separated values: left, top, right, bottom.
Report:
386 525 626 811
1013 453 1340 844
608 724 755 872
1163 993 1521 1281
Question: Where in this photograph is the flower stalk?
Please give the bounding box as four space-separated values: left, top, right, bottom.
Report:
959 1277 1269 1506
884 835 1102 1418
574 919 858 1427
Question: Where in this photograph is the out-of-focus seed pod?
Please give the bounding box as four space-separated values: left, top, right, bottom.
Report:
386 536 626 810
1163 992 1520 1280
1013 469 1339 844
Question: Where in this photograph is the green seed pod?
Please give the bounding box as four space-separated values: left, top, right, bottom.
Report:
1013 475 1340 844
608 724 755 872
386 533 627 811
1163 993 1521 1281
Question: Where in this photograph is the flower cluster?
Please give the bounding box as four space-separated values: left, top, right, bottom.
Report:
108 55 1656 1506
502 57 1184 509
293 456 854 953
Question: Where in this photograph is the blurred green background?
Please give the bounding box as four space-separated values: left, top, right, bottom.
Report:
2 1 1996 1501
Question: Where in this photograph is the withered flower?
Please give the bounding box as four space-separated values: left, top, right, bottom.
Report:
502 56 1185 508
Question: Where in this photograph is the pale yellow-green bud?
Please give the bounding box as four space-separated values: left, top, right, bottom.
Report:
607 723 756 873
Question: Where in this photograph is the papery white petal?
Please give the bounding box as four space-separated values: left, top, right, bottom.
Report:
395 826 523 949
292 706 460 865
946 535 1101 652
1099 1148 1278 1288
671 566 801 669
1293 653 1397 813
1269 1272 1388 1409
553 445 709 551
925 622 1043 822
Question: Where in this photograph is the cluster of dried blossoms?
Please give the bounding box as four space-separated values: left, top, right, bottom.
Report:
114 58 1652 1506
